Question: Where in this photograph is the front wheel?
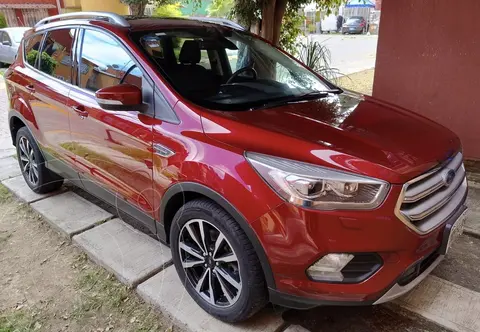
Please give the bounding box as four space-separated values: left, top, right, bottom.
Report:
170 198 267 323
16 127 63 193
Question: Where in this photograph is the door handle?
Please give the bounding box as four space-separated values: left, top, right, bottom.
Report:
72 105 89 118
25 84 35 93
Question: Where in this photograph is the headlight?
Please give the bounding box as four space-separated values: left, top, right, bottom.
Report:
245 152 390 210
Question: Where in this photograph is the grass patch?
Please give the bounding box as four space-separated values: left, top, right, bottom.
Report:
0 184 12 204
0 309 42 332
71 254 168 332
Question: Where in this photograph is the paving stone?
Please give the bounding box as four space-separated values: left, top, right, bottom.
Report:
283 325 310 332
0 136 16 159
2 175 63 203
396 275 480 332
137 266 284 332
0 156 21 181
73 218 171 287
465 185 480 237
31 191 112 237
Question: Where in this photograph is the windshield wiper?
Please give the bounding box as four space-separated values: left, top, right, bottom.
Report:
251 89 342 111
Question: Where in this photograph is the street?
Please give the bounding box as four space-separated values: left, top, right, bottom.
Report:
309 34 378 75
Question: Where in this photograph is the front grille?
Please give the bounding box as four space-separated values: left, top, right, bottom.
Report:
396 153 467 234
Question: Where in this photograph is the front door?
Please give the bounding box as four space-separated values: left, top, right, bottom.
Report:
68 28 156 234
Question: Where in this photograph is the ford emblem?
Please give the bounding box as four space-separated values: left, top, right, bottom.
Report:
442 169 456 187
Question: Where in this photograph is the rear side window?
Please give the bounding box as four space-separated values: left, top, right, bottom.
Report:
79 29 142 92
39 29 75 82
24 33 44 67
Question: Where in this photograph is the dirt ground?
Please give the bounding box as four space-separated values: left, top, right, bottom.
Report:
0 184 180 332
337 69 375 95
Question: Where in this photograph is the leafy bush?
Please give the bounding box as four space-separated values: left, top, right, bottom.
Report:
298 39 340 81
26 50 57 75
154 3 183 17
279 8 304 56
0 13 6 28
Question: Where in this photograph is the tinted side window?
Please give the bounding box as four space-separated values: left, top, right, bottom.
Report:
79 29 141 92
39 29 75 82
2 32 11 44
24 33 44 67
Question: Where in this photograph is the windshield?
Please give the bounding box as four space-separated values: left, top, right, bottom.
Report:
9 29 28 43
135 27 334 111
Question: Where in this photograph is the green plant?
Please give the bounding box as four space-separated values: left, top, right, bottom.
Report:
298 39 340 81
154 2 183 17
0 13 7 29
279 7 304 55
207 0 234 18
26 50 57 75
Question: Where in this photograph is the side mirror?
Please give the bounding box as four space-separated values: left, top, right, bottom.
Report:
2 40 11 46
95 84 145 112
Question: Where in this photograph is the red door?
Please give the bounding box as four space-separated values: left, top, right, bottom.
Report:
69 28 156 234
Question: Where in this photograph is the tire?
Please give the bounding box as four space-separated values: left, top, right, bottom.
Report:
170 198 267 323
16 127 63 193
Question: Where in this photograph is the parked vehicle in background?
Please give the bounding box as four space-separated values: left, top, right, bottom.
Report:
321 14 337 33
5 12 468 324
0 27 30 65
342 16 368 34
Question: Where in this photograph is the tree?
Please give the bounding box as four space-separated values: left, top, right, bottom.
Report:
230 0 345 45
121 0 175 16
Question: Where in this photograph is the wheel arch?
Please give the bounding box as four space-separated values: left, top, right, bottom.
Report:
160 182 276 290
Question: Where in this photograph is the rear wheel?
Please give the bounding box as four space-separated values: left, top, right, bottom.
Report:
16 127 63 193
170 198 267 322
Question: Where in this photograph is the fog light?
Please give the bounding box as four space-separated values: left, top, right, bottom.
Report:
307 253 354 282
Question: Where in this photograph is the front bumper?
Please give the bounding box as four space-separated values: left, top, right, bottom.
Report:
251 184 467 309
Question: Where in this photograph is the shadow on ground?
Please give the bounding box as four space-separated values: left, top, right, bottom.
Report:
282 304 449 332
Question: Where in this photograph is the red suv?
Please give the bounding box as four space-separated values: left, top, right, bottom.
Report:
5 12 467 323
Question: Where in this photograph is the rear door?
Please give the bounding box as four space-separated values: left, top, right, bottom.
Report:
68 28 156 235
27 28 79 179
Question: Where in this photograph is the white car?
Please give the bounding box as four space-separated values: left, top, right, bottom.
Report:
321 14 338 33
0 27 30 65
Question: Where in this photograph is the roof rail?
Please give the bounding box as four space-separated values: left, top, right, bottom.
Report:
35 11 130 28
188 17 245 30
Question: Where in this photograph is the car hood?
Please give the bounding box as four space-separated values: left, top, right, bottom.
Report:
200 91 460 184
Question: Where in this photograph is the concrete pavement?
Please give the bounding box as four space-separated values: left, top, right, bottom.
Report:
308 34 378 75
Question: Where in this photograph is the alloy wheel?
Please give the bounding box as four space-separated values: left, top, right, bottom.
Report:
18 136 39 186
179 218 242 307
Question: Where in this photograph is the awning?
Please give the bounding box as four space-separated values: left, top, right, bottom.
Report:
345 0 375 8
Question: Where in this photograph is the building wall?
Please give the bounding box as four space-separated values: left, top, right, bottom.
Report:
373 0 480 160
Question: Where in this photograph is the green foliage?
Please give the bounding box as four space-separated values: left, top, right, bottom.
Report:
298 39 340 81
0 13 7 28
154 3 184 17
26 50 57 75
207 0 234 18
279 8 303 55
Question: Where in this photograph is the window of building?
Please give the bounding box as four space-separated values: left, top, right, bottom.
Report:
24 33 44 67
38 29 76 82
79 29 142 92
